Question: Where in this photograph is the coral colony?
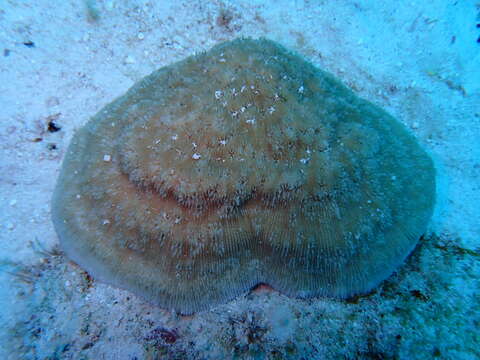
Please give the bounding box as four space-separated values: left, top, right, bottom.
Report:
52 38 435 313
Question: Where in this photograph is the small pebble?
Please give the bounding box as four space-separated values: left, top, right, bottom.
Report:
411 122 419 129
138 32 145 40
125 55 135 64
103 154 111 162
9 199 17 206
46 96 60 107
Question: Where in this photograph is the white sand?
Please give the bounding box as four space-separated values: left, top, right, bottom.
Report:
0 1 478 359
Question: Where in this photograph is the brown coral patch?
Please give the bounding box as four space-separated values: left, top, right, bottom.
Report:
51 38 435 313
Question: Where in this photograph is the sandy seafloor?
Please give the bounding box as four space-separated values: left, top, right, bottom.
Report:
0 0 479 359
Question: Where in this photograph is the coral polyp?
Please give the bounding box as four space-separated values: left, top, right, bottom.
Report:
51 38 435 313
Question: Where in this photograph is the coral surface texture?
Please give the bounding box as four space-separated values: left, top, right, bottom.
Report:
51 38 435 313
